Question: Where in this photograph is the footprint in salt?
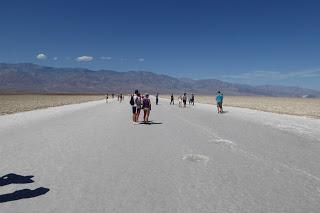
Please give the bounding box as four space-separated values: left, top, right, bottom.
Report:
213 138 236 149
182 154 209 164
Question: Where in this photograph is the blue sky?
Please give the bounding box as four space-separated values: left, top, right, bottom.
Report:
0 0 320 90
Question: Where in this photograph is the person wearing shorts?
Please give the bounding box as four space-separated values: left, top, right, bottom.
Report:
142 94 151 123
131 90 139 122
132 105 137 114
216 91 223 113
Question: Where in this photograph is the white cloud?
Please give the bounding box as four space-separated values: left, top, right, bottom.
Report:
100 56 112 60
53 57 58 61
36 53 47 60
138 58 145 62
76 56 93 62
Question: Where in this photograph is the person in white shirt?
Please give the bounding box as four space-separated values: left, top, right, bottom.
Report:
178 96 182 107
135 93 142 122
130 90 139 123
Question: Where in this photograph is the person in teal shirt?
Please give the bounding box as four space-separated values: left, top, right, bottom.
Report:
216 91 223 113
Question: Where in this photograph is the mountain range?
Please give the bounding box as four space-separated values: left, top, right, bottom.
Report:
0 63 319 97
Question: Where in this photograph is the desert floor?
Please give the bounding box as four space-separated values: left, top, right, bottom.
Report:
0 94 104 115
161 95 320 118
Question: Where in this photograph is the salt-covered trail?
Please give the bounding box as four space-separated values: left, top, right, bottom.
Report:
0 98 320 213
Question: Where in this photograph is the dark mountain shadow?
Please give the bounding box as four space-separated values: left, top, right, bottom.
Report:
0 173 34 186
0 187 49 203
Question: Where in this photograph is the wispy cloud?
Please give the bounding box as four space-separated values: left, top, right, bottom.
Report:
138 58 145 62
36 53 47 60
222 69 320 81
76 56 93 62
100 56 112 60
53 57 58 61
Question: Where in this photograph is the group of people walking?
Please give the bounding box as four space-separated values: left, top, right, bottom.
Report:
125 90 224 124
107 90 223 124
105 93 124 103
170 92 223 113
170 93 195 107
130 90 152 123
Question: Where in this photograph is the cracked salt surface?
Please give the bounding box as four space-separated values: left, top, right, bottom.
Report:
228 106 320 142
173 102 320 183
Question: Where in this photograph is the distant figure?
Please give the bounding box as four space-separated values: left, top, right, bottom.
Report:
117 94 120 101
170 94 174 105
182 93 187 107
156 93 159 105
135 93 142 122
188 94 194 105
191 94 195 106
112 93 114 98
120 93 123 102
143 94 151 123
216 91 224 113
130 90 139 123
178 96 182 107
106 94 109 103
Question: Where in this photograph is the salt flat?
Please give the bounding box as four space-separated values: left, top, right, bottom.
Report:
0 98 319 213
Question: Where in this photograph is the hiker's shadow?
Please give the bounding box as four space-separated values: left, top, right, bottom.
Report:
139 121 163 125
0 173 34 186
0 173 49 203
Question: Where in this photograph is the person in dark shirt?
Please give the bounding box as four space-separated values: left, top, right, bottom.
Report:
143 94 151 123
182 93 187 108
170 94 174 105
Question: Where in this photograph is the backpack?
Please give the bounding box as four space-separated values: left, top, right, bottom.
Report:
135 97 142 107
130 96 134 105
143 98 150 108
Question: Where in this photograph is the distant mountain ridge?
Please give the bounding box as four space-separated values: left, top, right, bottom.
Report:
0 63 319 97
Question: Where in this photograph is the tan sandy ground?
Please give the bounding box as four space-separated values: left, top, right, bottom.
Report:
0 94 105 115
161 95 320 118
